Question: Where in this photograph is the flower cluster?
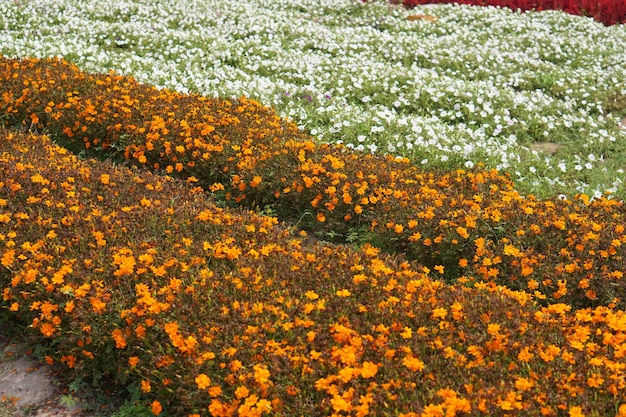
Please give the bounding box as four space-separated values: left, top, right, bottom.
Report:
2 127 626 416
1 57 625 309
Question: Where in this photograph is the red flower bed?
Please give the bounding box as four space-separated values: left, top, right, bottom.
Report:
399 0 626 25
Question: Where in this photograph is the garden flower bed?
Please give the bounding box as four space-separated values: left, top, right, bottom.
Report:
2 57 626 310
2 127 626 416
1 0 625 199
398 0 626 25
1 1 626 416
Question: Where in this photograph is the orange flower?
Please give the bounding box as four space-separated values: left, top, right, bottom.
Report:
432 307 448 320
39 322 56 337
111 329 127 349
150 400 162 415
1 249 15 267
514 377 535 391
250 176 262 187
234 385 249 399
195 373 212 390
360 361 379 378
141 380 151 393
402 356 424 372
568 406 585 417
253 364 271 386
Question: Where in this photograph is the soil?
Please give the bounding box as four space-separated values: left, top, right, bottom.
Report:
0 333 92 417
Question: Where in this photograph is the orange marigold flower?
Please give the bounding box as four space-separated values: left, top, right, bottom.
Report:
518 346 534 362
235 385 249 399
432 307 448 320
1 249 15 267
587 374 604 388
402 355 424 372
305 290 319 300
112 329 127 349
514 377 535 391
568 406 585 417
360 361 379 378
336 289 351 297
40 322 56 337
141 380 151 393
208 385 222 397
253 364 271 385
503 244 523 258
150 400 162 415
196 373 212 390
61 355 76 369
331 394 351 413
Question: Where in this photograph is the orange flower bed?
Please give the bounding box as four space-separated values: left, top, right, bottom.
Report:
2 128 626 416
1 56 625 311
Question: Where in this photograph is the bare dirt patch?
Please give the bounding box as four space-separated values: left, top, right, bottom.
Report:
0 335 91 417
530 141 565 155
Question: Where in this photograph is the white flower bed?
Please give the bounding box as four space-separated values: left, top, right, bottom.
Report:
1 0 625 198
